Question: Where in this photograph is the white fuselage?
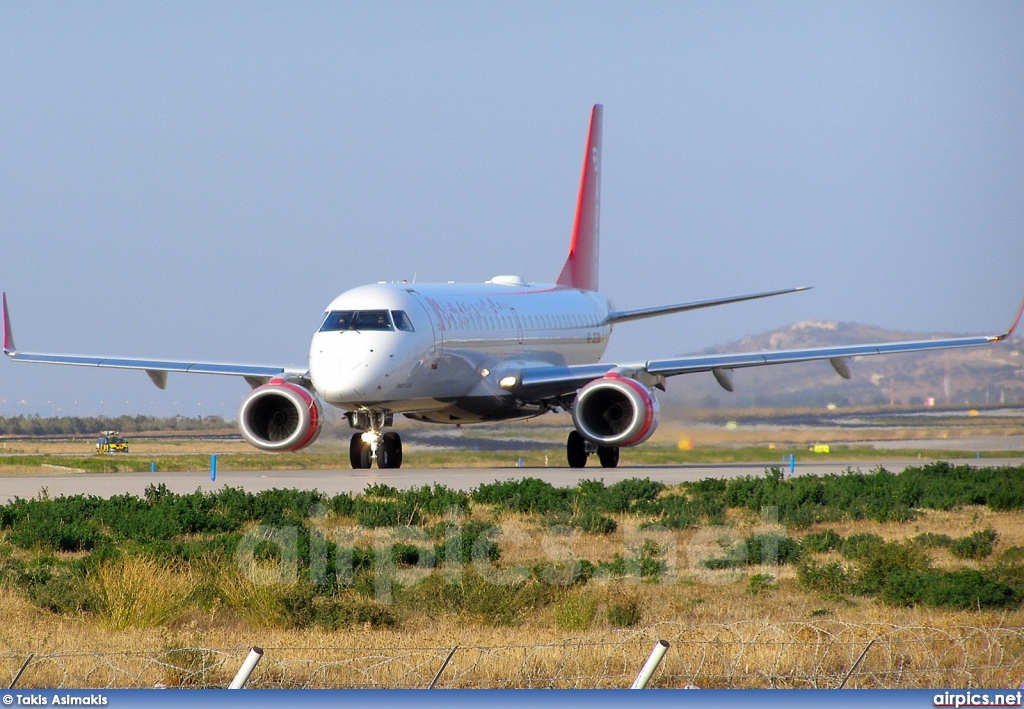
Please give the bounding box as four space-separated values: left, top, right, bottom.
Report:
308 280 613 423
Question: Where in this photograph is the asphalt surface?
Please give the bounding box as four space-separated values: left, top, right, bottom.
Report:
2 457 1023 502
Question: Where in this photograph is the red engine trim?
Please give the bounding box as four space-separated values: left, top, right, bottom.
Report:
572 371 659 448
601 372 656 447
239 378 322 452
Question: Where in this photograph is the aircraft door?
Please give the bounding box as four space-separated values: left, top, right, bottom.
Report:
509 307 523 345
406 290 442 352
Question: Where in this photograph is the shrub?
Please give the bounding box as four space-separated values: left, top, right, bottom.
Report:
950 530 998 560
599 540 666 580
1000 546 1024 564
401 570 558 626
913 533 953 548
853 542 931 596
431 521 500 565
744 533 800 565
878 568 1021 610
747 573 775 595
841 533 885 560
88 555 196 629
553 592 598 630
9 558 96 613
800 530 843 555
570 510 617 535
472 478 571 514
606 596 643 627
7 517 106 552
797 560 853 599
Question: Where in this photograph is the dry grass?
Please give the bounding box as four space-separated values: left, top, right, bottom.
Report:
2 504 1024 687
87 556 197 630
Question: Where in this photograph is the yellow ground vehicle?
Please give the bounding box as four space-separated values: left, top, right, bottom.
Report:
95 431 129 454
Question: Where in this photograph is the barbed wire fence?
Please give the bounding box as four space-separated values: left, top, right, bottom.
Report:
4 622 1024 689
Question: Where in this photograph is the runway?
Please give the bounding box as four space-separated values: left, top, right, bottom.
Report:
2 456 1022 502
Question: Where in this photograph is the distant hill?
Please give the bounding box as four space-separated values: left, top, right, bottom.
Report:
660 321 1024 409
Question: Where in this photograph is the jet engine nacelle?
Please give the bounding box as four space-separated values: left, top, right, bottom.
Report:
571 372 659 447
237 378 323 452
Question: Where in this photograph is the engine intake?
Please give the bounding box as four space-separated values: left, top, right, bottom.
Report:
572 373 659 447
238 379 323 452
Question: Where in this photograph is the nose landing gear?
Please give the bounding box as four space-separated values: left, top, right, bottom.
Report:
348 410 403 469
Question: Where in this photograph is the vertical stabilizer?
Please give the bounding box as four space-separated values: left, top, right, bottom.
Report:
556 104 602 292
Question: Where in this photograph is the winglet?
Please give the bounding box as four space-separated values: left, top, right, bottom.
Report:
996 294 1024 341
2 292 15 354
556 104 603 292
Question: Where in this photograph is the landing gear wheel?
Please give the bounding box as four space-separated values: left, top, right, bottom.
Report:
566 430 588 468
597 446 619 468
350 433 372 469
378 432 403 469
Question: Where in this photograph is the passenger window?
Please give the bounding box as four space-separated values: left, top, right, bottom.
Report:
392 310 415 332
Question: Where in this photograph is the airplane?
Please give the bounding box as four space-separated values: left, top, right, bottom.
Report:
4 105 1022 470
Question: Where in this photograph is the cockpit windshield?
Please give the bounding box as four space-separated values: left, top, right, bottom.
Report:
319 310 414 332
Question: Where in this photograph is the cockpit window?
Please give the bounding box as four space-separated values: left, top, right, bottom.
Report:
353 310 394 330
392 310 415 332
319 310 395 332
319 311 354 331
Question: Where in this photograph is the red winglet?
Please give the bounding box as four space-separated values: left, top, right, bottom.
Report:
998 294 1024 340
556 105 603 292
2 292 15 354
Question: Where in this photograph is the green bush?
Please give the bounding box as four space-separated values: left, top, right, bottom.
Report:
473 478 572 514
1000 546 1024 564
599 540 666 580
879 569 1020 610
606 598 643 627
746 573 775 595
797 560 853 598
841 533 885 560
800 530 843 554
275 585 397 629
853 541 931 596
570 510 617 535
950 530 998 560
913 532 953 548
400 569 558 626
430 521 500 565
553 592 598 630
6 557 96 613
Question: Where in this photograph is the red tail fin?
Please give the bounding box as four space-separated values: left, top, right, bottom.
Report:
556 104 602 292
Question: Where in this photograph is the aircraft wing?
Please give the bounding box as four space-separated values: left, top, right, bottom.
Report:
606 286 811 324
2 293 305 389
515 296 1024 400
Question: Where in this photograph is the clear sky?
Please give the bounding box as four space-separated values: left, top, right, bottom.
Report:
1 3 1022 419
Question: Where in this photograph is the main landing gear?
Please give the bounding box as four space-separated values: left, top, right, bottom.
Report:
348 411 403 469
566 430 619 469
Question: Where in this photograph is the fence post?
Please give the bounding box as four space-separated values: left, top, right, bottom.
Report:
210 454 217 482
838 638 875 689
428 646 459 689
227 647 263 689
631 640 669 689
8 653 33 690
